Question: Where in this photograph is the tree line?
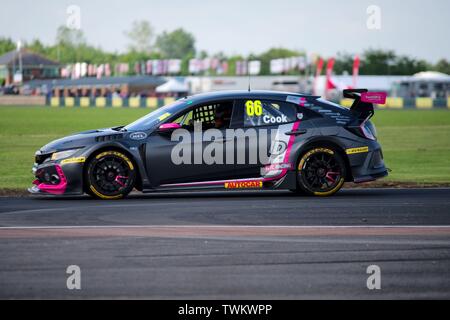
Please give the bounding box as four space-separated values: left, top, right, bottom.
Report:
0 20 449 76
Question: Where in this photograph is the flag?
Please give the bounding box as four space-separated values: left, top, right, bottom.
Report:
189 59 199 74
249 60 261 75
325 58 336 99
168 59 182 74
352 55 360 88
270 59 284 74
149 60 153 74
105 64 111 77
326 58 335 90
313 57 324 95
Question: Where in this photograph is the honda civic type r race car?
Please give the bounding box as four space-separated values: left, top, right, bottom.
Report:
29 89 388 199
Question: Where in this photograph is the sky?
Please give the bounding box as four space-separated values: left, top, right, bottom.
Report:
0 0 449 62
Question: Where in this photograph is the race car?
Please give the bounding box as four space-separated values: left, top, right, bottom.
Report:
29 89 388 199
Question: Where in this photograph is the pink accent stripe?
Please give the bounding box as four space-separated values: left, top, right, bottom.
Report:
284 121 300 164
262 120 301 182
264 121 301 182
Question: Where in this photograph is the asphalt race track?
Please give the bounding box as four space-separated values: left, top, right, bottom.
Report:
0 188 449 299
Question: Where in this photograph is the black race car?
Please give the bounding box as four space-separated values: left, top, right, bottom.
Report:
29 89 388 199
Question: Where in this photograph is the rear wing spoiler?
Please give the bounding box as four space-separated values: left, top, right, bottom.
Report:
343 89 387 121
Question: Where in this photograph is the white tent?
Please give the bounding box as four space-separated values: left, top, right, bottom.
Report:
156 78 189 93
412 71 450 81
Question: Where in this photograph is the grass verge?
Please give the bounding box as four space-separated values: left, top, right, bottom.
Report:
0 106 449 194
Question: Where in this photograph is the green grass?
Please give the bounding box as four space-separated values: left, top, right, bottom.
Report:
372 110 450 183
0 106 449 190
0 107 149 190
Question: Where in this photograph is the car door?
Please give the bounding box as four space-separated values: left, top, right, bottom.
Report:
230 98 306 178
145 100 236 186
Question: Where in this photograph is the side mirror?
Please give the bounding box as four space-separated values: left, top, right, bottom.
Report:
158 123 182 133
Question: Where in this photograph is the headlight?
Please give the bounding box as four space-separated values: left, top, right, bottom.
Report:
51 149 80 161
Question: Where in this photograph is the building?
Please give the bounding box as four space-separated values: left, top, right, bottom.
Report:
393 72 450 98
0 49 60 85
24 75 167 98
187 76 307 94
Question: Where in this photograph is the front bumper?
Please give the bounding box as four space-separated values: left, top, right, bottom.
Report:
29 161 85 196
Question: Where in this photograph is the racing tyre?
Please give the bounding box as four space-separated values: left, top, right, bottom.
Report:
85 150 136 199
296 147 346 197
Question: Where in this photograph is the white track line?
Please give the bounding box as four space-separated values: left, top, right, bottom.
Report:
0 225 450 230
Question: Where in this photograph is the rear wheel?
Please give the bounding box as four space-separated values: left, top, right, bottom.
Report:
85 150 136 199
296 147 346 196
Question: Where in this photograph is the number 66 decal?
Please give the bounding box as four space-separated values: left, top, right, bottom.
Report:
246 100 263 116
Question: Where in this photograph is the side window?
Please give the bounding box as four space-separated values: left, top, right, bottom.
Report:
174 101 234 130
238 99 298 127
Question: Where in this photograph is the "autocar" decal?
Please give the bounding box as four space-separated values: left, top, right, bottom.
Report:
224 181 263 189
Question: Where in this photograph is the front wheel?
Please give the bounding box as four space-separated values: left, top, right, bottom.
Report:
296 147 346 196
85 150 136 199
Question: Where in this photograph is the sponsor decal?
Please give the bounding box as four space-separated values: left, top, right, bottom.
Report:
129 132 148 140
286 96 301 104
346 146 369 155
60 157 86 165
287 96 310 107
158 112 172 121
270 140 288 156
95 151 134 170
361 92 387 104
264 163 293 172
224 180 263 189
297 113 304 120
286 96 307 105
245 100 263 116
263 114 288 124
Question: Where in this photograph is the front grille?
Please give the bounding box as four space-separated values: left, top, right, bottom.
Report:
35 165 58 184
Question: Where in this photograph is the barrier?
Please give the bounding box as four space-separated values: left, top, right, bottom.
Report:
43 96 450 110
0 95 46 106
45 97 176 109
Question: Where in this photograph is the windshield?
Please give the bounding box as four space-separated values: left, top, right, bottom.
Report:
124 100 187 131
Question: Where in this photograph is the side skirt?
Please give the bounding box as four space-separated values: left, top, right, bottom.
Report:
142 176 291 193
